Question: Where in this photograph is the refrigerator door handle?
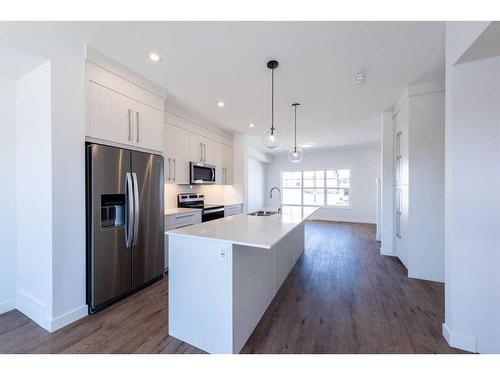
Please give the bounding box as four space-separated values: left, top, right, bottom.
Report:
125 172 134 248
132 172 140 246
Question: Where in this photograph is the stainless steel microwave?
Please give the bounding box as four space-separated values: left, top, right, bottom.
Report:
190 162 216 184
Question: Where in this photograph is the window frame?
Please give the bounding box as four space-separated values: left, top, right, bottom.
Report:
280 169 352 213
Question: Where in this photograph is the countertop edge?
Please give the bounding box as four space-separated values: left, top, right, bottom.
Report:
166 231 271 250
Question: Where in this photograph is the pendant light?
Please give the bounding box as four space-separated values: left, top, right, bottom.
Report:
288 103 303 163
262 60 282 150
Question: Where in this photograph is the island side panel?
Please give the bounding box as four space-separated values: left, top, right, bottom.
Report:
168 235 233 354
232 244 276 353
274 222 305 294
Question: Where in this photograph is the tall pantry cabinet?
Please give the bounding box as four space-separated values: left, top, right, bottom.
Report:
393 82 445 282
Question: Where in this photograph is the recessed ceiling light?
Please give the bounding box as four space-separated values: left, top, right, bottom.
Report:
300 142 314 148
217 101 225 107
353 72 366 84
149 52 162 62
249 123 255 128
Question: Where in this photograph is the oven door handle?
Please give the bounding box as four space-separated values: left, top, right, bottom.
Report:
203 208 224 214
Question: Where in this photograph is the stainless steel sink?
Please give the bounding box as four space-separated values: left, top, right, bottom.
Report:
247 210 278 216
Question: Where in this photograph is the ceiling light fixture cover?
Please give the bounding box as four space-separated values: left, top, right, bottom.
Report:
353 72 366 84
217 101 225 107
149 52 162 62
262 60 281 150
288 103 303 163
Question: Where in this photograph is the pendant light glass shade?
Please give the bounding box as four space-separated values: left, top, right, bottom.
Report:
288 102 303 163
263 60 281 150
262 128 282 149
288 147 303 163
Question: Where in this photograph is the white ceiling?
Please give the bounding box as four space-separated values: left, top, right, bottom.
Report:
59 22 445 152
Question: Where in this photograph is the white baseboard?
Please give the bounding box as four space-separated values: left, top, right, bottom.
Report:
16 289 88 332
380 246 396 256
309 215 376 224
0 298 16 315
442 323 477 353
50 305 88 332
16 288 51 331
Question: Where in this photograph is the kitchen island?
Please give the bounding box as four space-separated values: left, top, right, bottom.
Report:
166 207 317 354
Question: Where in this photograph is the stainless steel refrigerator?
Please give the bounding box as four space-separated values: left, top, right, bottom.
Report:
86 143 164 313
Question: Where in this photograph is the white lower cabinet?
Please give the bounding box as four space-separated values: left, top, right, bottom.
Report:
164 210 202 270
224 204 242 217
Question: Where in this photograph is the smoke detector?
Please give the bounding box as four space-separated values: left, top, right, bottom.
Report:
353 72 366 84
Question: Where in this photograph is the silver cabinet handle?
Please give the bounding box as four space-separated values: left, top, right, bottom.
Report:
175 213 194 219
125 172 134 247
136 111 140 143
132 172 140 246
167 157 171 181
173 158 176 181
199 142 203 161
128 109 132 141
203 143 207 162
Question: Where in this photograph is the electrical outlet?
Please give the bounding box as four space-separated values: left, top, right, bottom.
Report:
220 248 226 261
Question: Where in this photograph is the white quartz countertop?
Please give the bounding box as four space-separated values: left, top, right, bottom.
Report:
166 206 318 249
165 207 201 216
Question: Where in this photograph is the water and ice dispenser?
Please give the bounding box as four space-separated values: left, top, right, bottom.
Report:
100 194 126 229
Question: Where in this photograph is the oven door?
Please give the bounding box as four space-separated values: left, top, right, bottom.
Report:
202 207 225 222
190 162 216 184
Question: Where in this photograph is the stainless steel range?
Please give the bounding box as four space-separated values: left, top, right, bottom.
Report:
177 194 224 222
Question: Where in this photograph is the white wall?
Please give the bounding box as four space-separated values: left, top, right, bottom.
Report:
14 62 54 328
247 157 267 212
265 145 381 224
0 23 88 330
443 22 500 353
0 78 17 314
380 112 394 255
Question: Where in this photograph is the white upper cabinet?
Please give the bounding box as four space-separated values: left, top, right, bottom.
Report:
89 81 135 146
86 62 164 153
164 124 190 184
221 143 233 185
189 132 215 164
132 100 164 152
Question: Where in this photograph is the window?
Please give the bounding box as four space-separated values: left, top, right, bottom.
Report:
280 169 351 213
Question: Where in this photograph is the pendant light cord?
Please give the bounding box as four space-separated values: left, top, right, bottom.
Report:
271 67 275 135
294 104 297 152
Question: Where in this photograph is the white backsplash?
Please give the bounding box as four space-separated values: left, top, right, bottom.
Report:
165 183 243 212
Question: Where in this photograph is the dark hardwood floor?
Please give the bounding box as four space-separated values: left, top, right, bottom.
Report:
0 221 463 354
